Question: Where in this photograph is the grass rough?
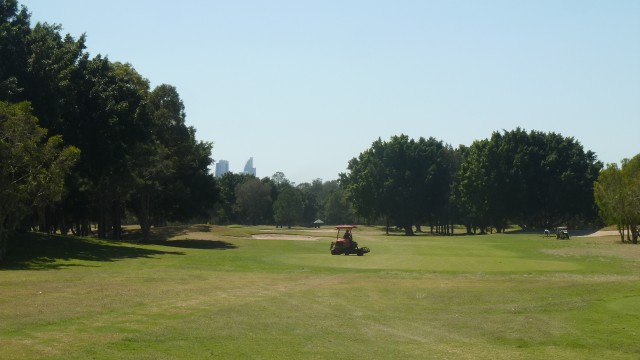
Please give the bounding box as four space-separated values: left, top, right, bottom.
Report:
1 225 639 359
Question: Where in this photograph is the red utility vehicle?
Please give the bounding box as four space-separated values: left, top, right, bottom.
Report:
330 225 370 256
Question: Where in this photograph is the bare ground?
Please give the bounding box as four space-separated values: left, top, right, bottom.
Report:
251 234 321 241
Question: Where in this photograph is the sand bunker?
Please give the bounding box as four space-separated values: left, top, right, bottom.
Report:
575 230 620 237
251 234 321 241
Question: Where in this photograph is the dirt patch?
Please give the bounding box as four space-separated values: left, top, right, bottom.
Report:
251 234 321 241
259 229 335 233
575 230 620 238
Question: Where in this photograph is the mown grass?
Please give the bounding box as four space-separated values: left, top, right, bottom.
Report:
1 225 639 359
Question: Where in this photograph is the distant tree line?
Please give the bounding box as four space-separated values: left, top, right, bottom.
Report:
341 130 605 236
213 172 355 228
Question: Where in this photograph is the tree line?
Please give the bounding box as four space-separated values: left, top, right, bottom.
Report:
340 130 605 236
0 1 218 261
1 1 637 263
214 172 354 228
0 0 357 263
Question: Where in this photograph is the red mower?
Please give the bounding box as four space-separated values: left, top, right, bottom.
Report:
330 225 370 256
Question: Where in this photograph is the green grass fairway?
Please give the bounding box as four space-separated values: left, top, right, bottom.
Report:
2 225 640 359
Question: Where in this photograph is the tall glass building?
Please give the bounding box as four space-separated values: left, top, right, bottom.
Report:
215 160 229 177
243 157 256 176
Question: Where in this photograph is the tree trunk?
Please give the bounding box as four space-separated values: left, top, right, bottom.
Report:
404 222 414 236
135 195 152 242
0 228 7 262
618 224 624 242
112 204 122 240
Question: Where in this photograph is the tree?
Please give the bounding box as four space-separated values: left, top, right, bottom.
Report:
273 186 303 228
453 140 494 234
234 178 272 225
340 138 389 228
22 22 86 134
296 179 323 224
455 129 603 232
72 58 150 239
323 187 354 224
0 101 79 261
215 172 254 224
595 155 640 243
594 164 626 241
621 156 640 243
341 135 454 235
128 84 219 241
0 0 30 101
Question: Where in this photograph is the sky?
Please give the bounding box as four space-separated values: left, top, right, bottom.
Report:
24 0 640 184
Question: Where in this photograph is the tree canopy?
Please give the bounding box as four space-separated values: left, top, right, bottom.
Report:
0 101 79 260
341 135 455 235
594 155 640 243
342 130 603 236
0 0 219 257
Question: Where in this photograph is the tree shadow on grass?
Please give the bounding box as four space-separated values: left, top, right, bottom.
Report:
121 224 214 243
1 232 185 271
152 239 237 250
119 225 237 250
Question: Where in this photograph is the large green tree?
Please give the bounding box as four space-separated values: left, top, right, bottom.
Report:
341 135 454 235
1 0 220 242
129 84 218 241
215 172 254 224
0 0 30 101
234 177 272 225
455 129 602 232
273 185 303 228
595 155 640 243
0 102 79 261
322 186 354 225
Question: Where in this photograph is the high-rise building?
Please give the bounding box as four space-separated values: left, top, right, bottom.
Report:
243 157 256 176
215 160 230 177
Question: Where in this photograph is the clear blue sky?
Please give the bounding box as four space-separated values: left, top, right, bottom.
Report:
25 0 640 184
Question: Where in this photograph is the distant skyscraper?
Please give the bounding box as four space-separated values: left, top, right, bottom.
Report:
215 160 230 177
243 157 256 176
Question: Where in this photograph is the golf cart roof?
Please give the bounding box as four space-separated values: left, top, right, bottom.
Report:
336 225 357 229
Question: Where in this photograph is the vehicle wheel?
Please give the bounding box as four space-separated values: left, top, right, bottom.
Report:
357 249 364 256
330 242 338 255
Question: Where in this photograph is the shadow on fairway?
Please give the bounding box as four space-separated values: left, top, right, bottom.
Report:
120 225 237 250
121 224 214 243
1 232 185 271
152 239 237 250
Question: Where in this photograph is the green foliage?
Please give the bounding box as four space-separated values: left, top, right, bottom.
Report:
234 177 272 225
0 0 30 101
595 155 640 243
341 135 455 234
454 128 603 233
322 184 354 224
215 172 255 224
0 1 219 244
129 84 218 241
0 101 79 260
273 186 303 228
